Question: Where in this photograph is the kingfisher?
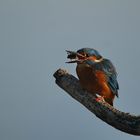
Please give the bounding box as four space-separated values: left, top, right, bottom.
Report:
66 48 119 106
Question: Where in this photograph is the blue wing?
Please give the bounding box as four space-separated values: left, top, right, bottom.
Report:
101 59 119 97
85 59 119 97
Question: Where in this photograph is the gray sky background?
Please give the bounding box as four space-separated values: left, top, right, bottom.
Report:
1 0 140 140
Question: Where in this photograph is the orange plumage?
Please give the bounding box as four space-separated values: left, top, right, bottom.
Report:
76 62 115 105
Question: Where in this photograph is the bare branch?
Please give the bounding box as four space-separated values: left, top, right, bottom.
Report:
53 68 140 136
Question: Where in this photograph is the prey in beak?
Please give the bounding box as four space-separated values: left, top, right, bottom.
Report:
66 50 86 63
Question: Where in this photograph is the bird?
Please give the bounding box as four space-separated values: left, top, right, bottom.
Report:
66 48 119 106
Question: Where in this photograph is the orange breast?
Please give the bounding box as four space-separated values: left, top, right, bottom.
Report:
76 63 115 105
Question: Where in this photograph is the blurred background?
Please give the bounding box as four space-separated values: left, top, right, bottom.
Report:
1 0 140 140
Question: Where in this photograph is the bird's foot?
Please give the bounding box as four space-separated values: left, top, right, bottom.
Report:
95 95 105 102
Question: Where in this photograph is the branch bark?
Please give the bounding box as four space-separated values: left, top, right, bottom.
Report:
53 68 140 136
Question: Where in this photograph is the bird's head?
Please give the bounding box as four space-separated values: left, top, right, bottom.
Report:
66 48 103 63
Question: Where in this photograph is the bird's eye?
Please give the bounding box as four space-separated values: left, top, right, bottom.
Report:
85 53 89 57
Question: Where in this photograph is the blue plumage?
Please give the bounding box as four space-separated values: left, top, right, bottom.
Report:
77 48 102 59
